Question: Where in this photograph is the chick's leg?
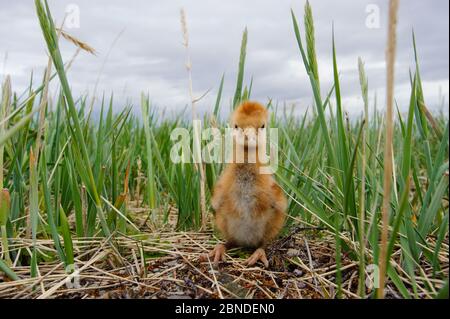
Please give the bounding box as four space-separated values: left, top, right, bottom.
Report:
246 247 269 268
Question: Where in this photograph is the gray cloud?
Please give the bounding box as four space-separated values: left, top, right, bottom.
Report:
0 0 448 118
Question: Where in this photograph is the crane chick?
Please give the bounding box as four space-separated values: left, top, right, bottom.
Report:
204 101 287 268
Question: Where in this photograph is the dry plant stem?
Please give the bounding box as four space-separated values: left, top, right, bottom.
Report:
55 28 96 55
37 249 109 299
378 0 399 299
180 8 207 229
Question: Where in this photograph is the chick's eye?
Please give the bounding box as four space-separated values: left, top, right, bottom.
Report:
261 124 265 129
235 125 238 129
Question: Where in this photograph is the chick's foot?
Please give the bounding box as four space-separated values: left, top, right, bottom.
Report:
246 248 269 268
200 243 227 268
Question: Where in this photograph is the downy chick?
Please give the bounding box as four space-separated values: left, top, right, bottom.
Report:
205 101 287 268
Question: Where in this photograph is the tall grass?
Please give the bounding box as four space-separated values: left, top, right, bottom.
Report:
287 3 448 298
0 0 447 299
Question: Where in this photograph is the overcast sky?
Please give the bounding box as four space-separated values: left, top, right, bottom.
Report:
0 0 448 118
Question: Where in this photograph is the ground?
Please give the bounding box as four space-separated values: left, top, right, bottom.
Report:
0 206 447 299
0 229 353 298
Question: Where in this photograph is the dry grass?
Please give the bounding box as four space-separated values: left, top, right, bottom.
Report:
378 0 400 298
56 28 96 55
180 8 207 230
1 203 447 299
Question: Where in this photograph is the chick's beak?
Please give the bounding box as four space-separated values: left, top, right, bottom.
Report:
243 127 257 143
